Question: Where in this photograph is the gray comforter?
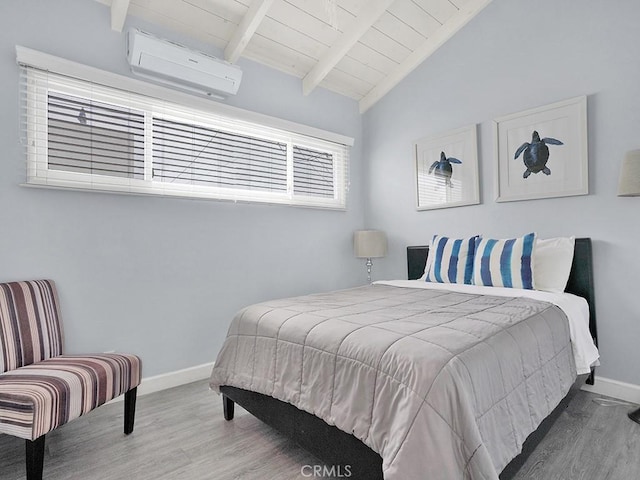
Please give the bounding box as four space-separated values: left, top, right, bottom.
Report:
210 284 576 479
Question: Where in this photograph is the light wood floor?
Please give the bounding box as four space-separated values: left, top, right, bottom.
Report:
1 380 639 480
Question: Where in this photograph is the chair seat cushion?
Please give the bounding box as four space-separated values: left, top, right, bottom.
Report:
0 353 141 440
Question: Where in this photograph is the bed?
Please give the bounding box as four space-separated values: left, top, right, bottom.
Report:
210 237 598 479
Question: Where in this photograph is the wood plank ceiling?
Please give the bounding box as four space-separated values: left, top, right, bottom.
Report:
96 0 492 112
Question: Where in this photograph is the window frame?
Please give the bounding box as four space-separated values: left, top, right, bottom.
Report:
18 47 352 210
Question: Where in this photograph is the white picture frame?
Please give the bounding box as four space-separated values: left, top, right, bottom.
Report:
494 96 588 202
414 124 479 210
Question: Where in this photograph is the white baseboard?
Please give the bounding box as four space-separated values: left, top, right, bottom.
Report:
138 362 214 396
581 375 640 404
110 362 214 403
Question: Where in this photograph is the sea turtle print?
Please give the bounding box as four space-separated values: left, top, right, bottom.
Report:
514 130 564 179
429 151 462 187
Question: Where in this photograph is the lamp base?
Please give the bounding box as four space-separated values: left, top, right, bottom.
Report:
629 407 640 424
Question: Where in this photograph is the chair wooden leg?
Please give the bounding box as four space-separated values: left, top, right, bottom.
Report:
223 394 235 421
124 387 138 435
25 436 45 480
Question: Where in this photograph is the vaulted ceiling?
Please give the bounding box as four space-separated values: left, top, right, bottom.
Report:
97 0 492 112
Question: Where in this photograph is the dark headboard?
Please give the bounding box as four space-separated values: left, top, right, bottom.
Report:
407 238 597 381
407 246 430 281
566 238 597 348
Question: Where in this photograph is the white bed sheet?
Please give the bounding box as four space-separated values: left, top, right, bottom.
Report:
376 280 600 375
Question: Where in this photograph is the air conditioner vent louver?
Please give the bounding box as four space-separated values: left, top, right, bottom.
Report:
126 29 242 98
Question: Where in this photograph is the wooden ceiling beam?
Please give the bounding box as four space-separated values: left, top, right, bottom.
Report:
110 0 130 32
302 0 396 96
359 0 493 113
225 0 274 64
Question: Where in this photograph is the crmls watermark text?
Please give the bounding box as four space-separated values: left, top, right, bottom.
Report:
301 464 352 478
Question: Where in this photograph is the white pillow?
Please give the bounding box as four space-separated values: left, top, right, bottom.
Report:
534 236 575 293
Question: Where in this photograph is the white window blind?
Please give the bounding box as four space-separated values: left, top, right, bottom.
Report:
293 145 335 198
47 92 146 180
18 56 350 209
152 116 288 193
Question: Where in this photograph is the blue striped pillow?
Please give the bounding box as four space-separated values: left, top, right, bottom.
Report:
473 233 536 289
424 235 479 284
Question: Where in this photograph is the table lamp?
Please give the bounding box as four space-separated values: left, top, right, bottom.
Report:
353 230 387 283
620 151 640 422
618 150 640 197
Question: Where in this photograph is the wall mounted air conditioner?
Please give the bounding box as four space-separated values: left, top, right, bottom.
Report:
126 29 242 98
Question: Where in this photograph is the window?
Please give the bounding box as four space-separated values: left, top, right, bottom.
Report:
47 92 146 180
151 116 288 193
19 59 350 209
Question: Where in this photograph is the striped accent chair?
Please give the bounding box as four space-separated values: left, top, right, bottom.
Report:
0 280 142 480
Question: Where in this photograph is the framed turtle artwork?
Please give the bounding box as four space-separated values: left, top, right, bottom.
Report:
494 96 588 202
414 124 480 210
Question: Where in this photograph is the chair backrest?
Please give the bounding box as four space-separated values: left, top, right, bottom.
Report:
0 280 64 373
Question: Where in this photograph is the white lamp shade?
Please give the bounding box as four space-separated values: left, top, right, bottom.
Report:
618 150 640 196
354 230 387 258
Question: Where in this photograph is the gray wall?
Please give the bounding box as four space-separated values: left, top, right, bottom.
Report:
363 0 640 385
0 0 364 376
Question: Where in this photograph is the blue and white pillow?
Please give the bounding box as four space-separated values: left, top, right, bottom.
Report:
473 233 536 289
424 235 479 285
